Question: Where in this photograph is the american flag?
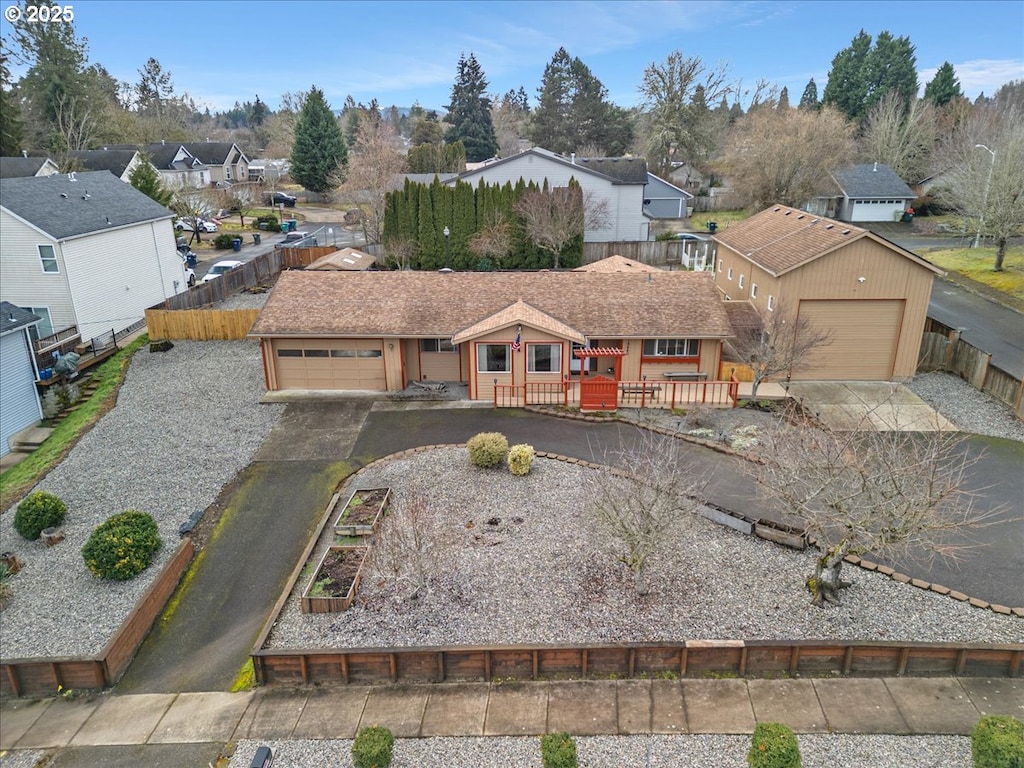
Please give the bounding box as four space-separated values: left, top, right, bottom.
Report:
512 329 521 352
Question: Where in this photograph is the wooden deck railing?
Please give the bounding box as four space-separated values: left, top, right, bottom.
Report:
494 375 740 409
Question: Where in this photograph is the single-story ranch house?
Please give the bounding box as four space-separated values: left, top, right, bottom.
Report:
248 270 734 405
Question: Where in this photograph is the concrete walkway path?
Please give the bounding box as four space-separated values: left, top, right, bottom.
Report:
786 381 957 431
4 677 1021 752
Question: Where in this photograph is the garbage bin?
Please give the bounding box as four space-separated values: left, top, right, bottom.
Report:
285 219 298 232
232 238 242 252
707 221 718 234
186 252 197 267
253 233 261 245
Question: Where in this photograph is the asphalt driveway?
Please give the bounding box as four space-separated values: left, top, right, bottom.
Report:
119 401 1023 693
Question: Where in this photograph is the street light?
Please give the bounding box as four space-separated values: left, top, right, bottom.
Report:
973 143 996 249
443 225 451 270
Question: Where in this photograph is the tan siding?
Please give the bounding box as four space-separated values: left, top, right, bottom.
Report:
795 299 904 379
419 349 461 380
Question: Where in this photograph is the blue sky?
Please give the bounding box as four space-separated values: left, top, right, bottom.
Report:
4 0 1023 113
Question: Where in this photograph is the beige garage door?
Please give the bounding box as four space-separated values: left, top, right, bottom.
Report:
274 339 386 390
794 299 904 380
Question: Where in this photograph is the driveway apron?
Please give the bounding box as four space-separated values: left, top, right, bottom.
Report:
116 401 371 693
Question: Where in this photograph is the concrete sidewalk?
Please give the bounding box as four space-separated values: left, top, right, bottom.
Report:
3 678 1022 752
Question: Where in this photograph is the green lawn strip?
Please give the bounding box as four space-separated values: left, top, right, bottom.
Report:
924 247 1024 303
0 335 150 508
688 209 752 232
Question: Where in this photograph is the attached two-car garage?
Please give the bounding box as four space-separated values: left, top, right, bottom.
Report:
795 299 906 380
271 339 387 390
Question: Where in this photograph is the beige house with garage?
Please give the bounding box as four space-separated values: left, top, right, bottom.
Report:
712 205 943 380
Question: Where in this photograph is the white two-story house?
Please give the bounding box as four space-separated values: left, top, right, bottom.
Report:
0 170 188 349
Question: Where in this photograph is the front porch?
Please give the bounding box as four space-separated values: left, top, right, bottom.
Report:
491 376 788 410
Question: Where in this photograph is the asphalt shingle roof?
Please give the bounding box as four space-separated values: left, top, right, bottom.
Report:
0 170 174 240
250 270 734 340
180 142 242 165
0 156 53 178
68 149 139 178
0 301 40 335
832 163 915 199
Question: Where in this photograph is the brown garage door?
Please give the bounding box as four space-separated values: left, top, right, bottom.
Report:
794 299 904 380
274 339 386 390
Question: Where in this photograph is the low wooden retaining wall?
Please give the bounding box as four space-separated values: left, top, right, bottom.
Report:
1 539 194 698
253 640 1023 686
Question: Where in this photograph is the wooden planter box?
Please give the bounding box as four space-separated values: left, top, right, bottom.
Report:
301 546 369 614
333 487 391 537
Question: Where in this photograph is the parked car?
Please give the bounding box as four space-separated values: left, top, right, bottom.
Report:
201 259 243 282
275 231 317 248
181 260 196 288
175 217 219 233
673 233 709 242
265 192 297 207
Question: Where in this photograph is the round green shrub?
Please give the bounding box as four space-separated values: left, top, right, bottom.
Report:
467 431 509 468
540 731 578 768
508 443 535 476
213 233 236 249
748 721 801 768
352 725 394 768
972 715 1024 768
82 510 162 581
14 491 67 541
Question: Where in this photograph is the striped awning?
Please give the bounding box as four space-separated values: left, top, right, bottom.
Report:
573 347 625 358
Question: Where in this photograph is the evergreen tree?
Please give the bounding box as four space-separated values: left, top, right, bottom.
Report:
445 53 498 162
0 51 24 156
250 94 268 126
923 62 962 107
529 47 632 156
129 155 173 206
823 30 918 123
136 57 173 119
798 78 819 110
777 86 790 111
290 86 347 194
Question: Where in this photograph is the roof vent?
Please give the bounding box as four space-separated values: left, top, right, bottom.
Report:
60 192 68 198
21 149 27 158
841 229 850 235
782 209 790 215
873 162 878 172
796 214 805 219
82 192 90 200
68 172 77 182
825 224 834 229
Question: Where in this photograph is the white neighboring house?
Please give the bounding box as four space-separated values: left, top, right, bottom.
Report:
0 302 43 459
0 170 189 346
447 147 650 242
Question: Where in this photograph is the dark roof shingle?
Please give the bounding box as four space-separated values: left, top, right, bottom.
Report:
832 163 915 198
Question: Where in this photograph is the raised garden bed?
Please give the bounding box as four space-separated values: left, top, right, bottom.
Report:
333 487 391 537
300 546 369 614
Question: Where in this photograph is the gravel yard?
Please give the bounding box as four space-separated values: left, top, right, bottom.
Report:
0 340 284 658
225 735 973 768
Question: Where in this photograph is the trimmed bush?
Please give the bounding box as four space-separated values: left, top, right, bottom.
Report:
213 233 236 249
972 715 1024 768
352 725 394 768
467 431 509 469
748 722 801 768
540 732 578 768
508 443 535 476
82 510 162 581
14 491 67 541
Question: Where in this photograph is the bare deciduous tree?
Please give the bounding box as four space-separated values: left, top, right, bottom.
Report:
725 300 833 401
586 428 707 595
366 493 452 600
343 113 407 244
861 92 937 183
172 185 216 244
753 403 996 607
382 237 419 271
514 183 610 268
467 213 513 266
217 182 260 228
718 105 857 209
52 91 97 160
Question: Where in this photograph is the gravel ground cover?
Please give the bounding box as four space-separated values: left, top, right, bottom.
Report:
0 340 284 658
907 371 1024 442
268 446 1022 650
226 734 972 768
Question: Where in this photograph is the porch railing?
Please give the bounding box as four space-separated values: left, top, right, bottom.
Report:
494 374 741 409
493 381 570 408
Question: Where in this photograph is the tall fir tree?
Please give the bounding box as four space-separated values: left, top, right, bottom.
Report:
445 53 498 162
923 62 962 107
290 86 347 194
529 48 632 156
822 29 872 122
128 155 173 206
798 79 820 110
0 51 23 155
823 30 918 123
777 86 790 111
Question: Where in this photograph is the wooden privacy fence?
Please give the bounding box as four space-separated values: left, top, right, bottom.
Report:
581 241 712 268
1 539 194 697
146 308 260 340
919 318 1024 419
253 640 1023 687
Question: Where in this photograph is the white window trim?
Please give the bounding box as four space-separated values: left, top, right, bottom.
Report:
767 295 775 311
738 274 745 289
38 244 58 273
718 260 723 273
751 283 758 298
477 343 511 373
526 343 561 374
727 267 734 280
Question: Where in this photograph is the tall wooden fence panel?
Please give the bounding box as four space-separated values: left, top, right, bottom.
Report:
581 241 711 268
146 309 260 340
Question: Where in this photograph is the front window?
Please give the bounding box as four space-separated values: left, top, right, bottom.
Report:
38 245 58 273
527 343 560 373
420 338 455 353
477 343 510 372
643 339 699 358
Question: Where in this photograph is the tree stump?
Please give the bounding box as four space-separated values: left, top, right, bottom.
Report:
42 527 65 547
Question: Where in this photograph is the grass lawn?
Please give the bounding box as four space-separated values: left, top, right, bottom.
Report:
688 209 752 232
0 335 149 507
923 246 1024 300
